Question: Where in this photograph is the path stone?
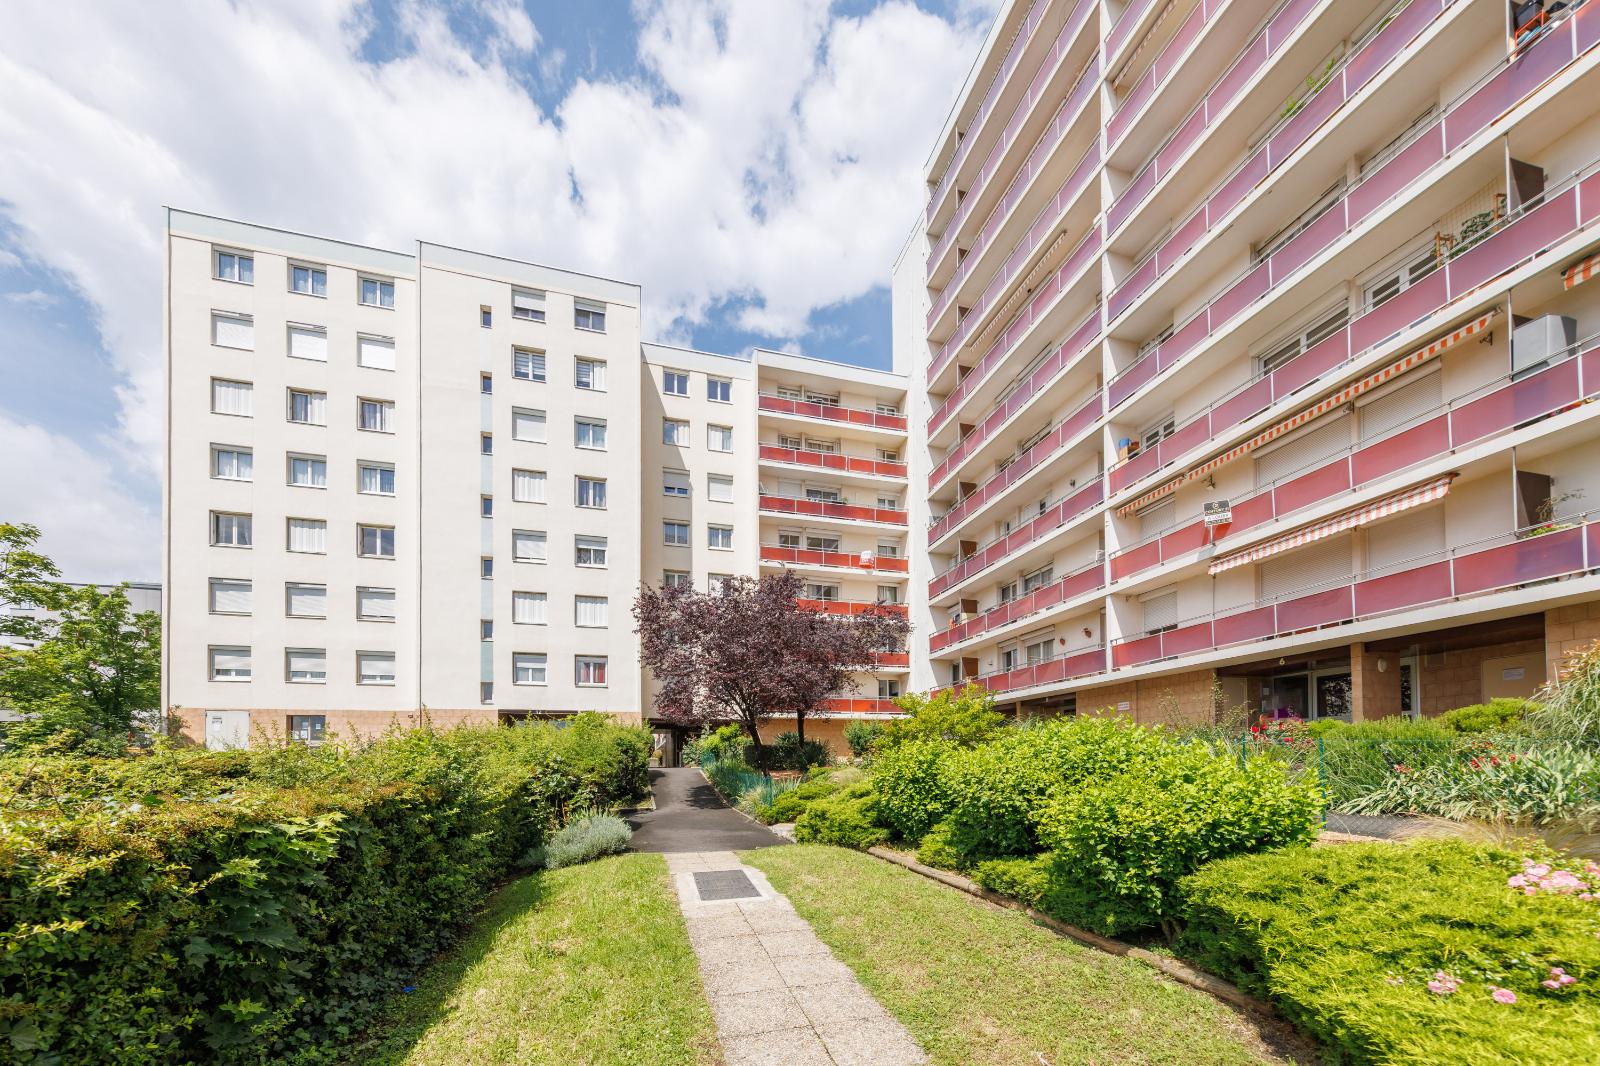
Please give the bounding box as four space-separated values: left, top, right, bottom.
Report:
667 851 927 1066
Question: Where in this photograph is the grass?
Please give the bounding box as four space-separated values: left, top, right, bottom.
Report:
347 852 722 1066
744 845 1315 1066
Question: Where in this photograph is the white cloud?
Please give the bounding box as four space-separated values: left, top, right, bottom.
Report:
0 249 21 269
2 288 56 307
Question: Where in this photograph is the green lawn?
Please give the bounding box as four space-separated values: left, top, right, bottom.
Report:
744 845 1314 1066
348 853 722 1066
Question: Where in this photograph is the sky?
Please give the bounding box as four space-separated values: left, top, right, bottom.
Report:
0 0 994 582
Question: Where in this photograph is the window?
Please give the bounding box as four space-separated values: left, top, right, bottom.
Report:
876 541 901 559
359 276 395 308
480 305 492 328
288 454 326 488
806 487 842 502
357 651 396 685
481 373 493 394
513 653 548 685
210 378 253 417
358 400 394 433
574 299 606 332
1257 304 1350 375
209 578 252 615
358 524 395 558
663 570 691 588
1365 248 1437 310
708 524 733 550
575 595 608 628
876 402 900 416
211 511 252 547
1025 636 1052 664
481 433 493 455
708 573 732 593
286 649 327 684
1021 565 1052 593
877 495 899 510
575 417 607 450
663 521 690 546
878 679 902 699
877 585 900 605
707 377 731 403
513 591 547 624
663 419 689 446
878 448 900 462
215 249 253 284
209 645 252 681
287 325 328 362
778 433 802 449
663 469 691 497
708 474 734 503
778 530 801 548
575 535 607 567
805 390 839 406
576 476 607 509
575 357 607 391
805 582 839 601
212 312 254 350
287 518 327 554
663 370 689 396
513 468 546 503
512 289 546 322
1140 413 1176 451
513 348 546 381
708 425 733 452
513 529 547 563
289 715 326 744
290 263 326 296
805 533 839 552
481 682 494 704
480 495 494 518
480 619 494 640
358 335 396 371
287 388 327 425
511 407 546 442
358 462 395 495
481 557 494 578
357 586 396 621
212 446 252 481
576 655 608 686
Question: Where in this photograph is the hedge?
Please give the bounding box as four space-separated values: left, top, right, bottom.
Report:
0 715 650 1064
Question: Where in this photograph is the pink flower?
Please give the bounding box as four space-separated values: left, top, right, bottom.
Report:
1490 987 1517 1005
1428 972 1460 995
1508 874 1528 888
1542 967 1576 990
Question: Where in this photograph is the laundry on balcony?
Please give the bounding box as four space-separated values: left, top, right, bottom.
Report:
1206 473 1457 575
1114 309 1499 517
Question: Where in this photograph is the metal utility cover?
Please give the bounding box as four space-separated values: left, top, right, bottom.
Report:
694 869 760 901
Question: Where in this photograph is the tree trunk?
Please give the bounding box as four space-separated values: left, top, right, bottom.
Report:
796 710 806 747
740 707 764 768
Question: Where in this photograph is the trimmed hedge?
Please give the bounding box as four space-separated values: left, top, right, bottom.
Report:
793 783 887 849
871 738 958 843
0 716 650 1064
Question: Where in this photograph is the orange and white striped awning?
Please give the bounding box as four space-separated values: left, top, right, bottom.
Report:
1117 310 1498 517
1564 253 1600 289
1206 473 1456 575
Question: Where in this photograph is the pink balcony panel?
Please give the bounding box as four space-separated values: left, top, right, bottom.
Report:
1208 151 1271 226
1268 202 1346 279
1109 445 1161 494
1210 261 1271 327
1111 256 1159 319
1266 70 1347 171
1450 357 1579 448
1227 492 1277 535
1162 520 1210 558
1211 34 1267 116
1214 604 1277 647
1113 633 1164 668
1265 0 1321 47
1108 0 1156 57
1111 540 1161 581
1210 375 1276 435
758 394 907 432
1157 106 1210 181
1273 460 1351 515
1582 0 1600 53
1353 560 1452 615
1584 346 1600 393
1453 527 1585 596
1276 585 1354 631
1109 353 1157 408
1271 330 1349 397
1350 271 1447 353
1350 415 1450 484
1447 28 1572 155
1351 127 1444 228
1109 165 1158 234
1110 74 1156 145
1449 189 1576 296
1164 620 1216 659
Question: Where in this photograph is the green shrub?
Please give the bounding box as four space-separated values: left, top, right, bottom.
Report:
1179 841 1600 1064
539 812 633 869
753 768 860 824
1441 698 1539 734
1340 741 1600 822
1532 640 1600 743
793 783 888 849
881 684 1003 748
683 723 746 766
761 731 831 772
871 737 959 843
913 818 967 871
971 852 1052 908
1034 745 1322 935
843 719 885 758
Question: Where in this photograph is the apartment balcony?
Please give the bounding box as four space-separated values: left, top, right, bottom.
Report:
758 444 907 482
760 544 910 575
929 557 1106 655
757 393 907 435
928 477 1104 601
950 646 1107 698
759 494 908 528
821 696 901 715
797 598 910 618
874 652 912 670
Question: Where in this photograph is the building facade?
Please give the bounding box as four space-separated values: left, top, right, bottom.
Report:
904 0 1600 724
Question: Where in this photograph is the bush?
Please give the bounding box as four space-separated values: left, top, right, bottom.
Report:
1034 745 1323 935
539 812 633 869
793 783 888 849
1179 841 1600 1064
1339 741 1600 822
843 719 885 758
683 723 745 766
971 852 1052 908
913 818 967 871
1441 698 1539 734
871 737 959 843
881 684 1003 748
1532 640 1600 743
753 767 861 824
760 731 831 772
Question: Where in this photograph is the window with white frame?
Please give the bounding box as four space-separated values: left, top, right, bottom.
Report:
663 570 691 588
877 494 899 509
289 715 327 744
708 524 732 550
481 618 494 640
212 312 254 350
513 529 547 563
707 376 731 403
663 469 690 497
575 655 608 686
708 474 734 503
357 651 396 685
285 581 327 618
805 582 839 601
209 645 252 681
481 557 494 578
287 518 327 554
513 468 546 504
876 401 901 416
575 595 608 628
778 529 801 548
1365 247 1438 310
805 532 839 552
209 578 252 615
513 590 547 624
877 447 900 462
1256 304 1350 375
708 573 732 593
480 682 494 703
211 511 252 547
287 324 328 362
359 276 395 308
576 476 607 509
575 535 607 567
357 586 396 621
708 425 733 452
286 648 327 684
663 520 690 546
876 541 901 559
480 305 492 328
287 454 326 488
513 652 547 685
575 417 607 450
290 263 326 296
1140 413 1176 451
511 289 546 322
663 419 689 446
358 524 395 558
513 348 546 382
358 335 396 371
574 299 606 332
215 249 253 284
575 357 606 391
212 446 252 481
511 407 546 443
359 399 394 433
877 584 900 605
210 378 253 416
358 461 395 495
663 370 689 396
806 486 842 502
878 679 902 699
287 388 326 425
480 495 494 518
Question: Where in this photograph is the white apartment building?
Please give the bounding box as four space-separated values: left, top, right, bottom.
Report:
0 582 161 651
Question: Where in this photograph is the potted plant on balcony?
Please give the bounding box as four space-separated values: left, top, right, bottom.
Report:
1519 488 1585 539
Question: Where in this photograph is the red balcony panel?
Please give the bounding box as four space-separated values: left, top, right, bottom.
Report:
1163 411 1211 459
759 444 906 479
823 697 899 714
1448 189 1576 296
1162 519 1210 559
1277 585 1354 631
761 546 909 573
1349 126 1443 227
1354 560 1452 615
1214 604 1277 646
1111 444 1161 494
1272 330 1350 398
1209 151 1271 225
1113 633 1164 668
1453 527 1585 596
1227 492 1276 536
1450 357 1579 448
874 652 911 668
759 496 908 526
758 394 906 432
1061 648 1105 679
1211 375 1275 434
1349 270 1448 354
1268 201 1346 279
1447 27 1573 155
1111 540 1161 580
799 599 909 618
1273 458 1351 514
1350 415 1450 485
1210 261 1271 330
1033 656 1069 687
1164 620 1216 658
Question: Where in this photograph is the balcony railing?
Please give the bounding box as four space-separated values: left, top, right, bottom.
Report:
1108 0 1593 322
1112 515 1600 669
798 599 909 617
928 477 1105 599
949 645 1107 698
1106 0 1237 148
1108 148 1600 497
1107 0 1159 59
1109 337 1600 582
760 545 910 573
874 652 912 669
929 558 1106 654
759 494 908 526
757 393 907 432
821 697 901 714
759 444 907 480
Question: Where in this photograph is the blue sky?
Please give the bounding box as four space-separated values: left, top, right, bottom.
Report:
0 0 990 579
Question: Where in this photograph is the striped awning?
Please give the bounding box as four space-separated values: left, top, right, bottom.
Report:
1118 310 1499 516
1207 473 1456 575
1564 253 1600 289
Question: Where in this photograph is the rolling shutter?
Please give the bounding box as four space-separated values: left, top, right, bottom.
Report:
512 408 546 442
211 379 253 415
1259 534 1352 600
1365 505 1445 575
286 583 327 616
210 579 251 614
1138 499 1175 539
1141 589 1178 632
1255 414 1349 488
358 336 396 370
1358 369 1440 442
212 313 254 349
288 326 328 362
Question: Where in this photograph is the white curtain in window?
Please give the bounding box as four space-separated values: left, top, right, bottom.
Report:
285 583 327 616
358 336 396 370
358 587 396 619
513 469 546 503
513 591 547 624
210 579 252 614
360 464 393 494
287 518 326 553
512 408 546 442
513 530 547 562
288 326 328 361
575 595 608 627
708 425 732 451
211 379 253 416
212 313 254 349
